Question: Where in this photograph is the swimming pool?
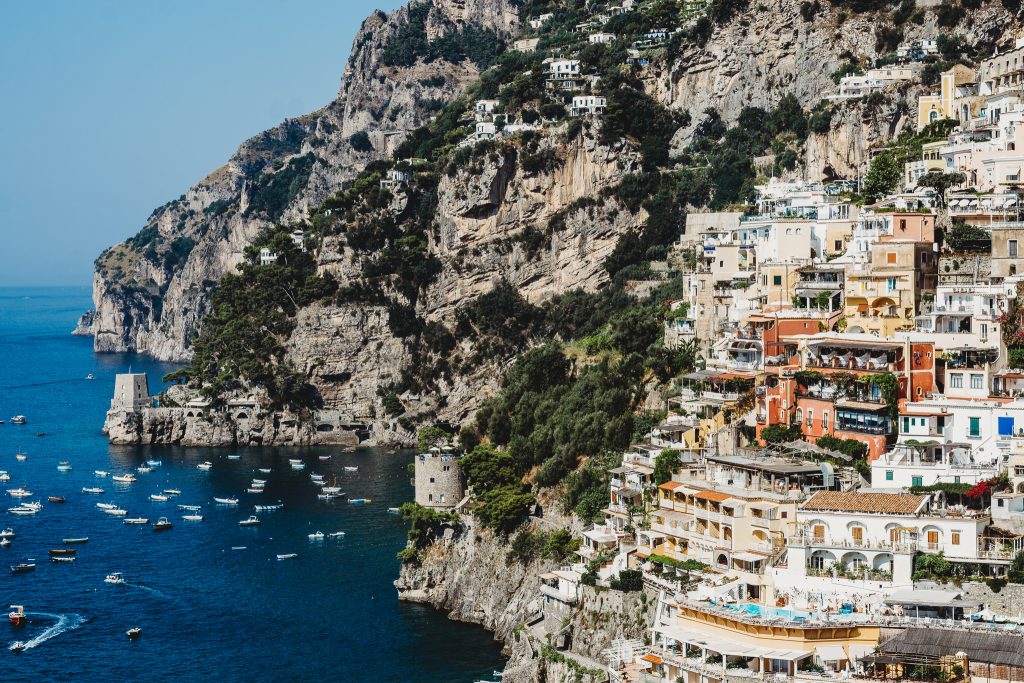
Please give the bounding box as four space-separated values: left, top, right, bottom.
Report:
725 602 810 621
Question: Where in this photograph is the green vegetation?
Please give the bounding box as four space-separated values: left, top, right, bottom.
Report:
247 155 315 222
943 218 991 253
862 150 902 199
381 2 502 69
349 131 374 153
653 449 682 485
610 568 643 592
760 424 802 444
507 528 581 565
397 502 460 565
417 425 452 451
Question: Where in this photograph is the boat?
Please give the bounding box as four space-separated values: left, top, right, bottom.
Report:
213 497 238 505
288 458 302 465
387 507 401 514
344 466 359 472
0 529 13 538
230 546 246 551
246 488 264 494
8 605 25 626
290 462 305 471
238 516 261 527
9 641 25 652
308 531 324 540
10 416 27 425
123 518 148 525
21 502 42 511
321 486 342 494
15 453 27 461
47 496 65 503
127 627 141 640
327 531 346 538
49 549 76 556
0 538 10 547
153 517 172 531
0 472 8 482
227 454 241 461
94 470 109 477
104 573 125 585
112 473 136 483
258 468 271 474
8 488 32 498
276 553 297 560
145 460 162 467
182 514 203 522
136 466 153 473
254 503 283 511
82 487 104 494
252 479 267 485
8 508 37 516
57 461 72 472
10 563 35 574
197 462 213 471
163 489 181 496
318 455 331 461
86 373 95 380
62 537 88 544
177 504 201 511
310 474 325 482
50 556 75 563
317 494 339 501
348 498 372 504
104 508 127 516
149 494 169 502
96 502 118 510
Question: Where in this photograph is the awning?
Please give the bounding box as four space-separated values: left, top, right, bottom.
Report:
816 645 849 661
660 481 684 491
732 552 767 563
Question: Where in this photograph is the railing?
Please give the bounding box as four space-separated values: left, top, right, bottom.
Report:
788 535 916 552
539 583 578 604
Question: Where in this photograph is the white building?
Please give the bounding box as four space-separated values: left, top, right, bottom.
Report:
259 248 278 266
473 121 496 140
589 32 616 44
871 442 997 489
899 396 1024 465
512 37 539 52
528 13 553 29
474 99 498 120
867 65 918 83
833 75 884 99
543 58 582 90
570 95 606 116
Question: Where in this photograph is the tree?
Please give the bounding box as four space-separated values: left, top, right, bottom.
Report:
476 486 536 534
653 449 683 485
461 444 519 494
417 425 451 452
349 131 374 153
761 424 802 445
916 170 965 206
863 151 902 198
610 568 643 592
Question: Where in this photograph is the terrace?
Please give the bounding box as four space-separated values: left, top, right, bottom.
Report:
805 338 903 372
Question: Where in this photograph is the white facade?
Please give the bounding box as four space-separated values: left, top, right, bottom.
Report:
871 443 997 489
589 32 616 44
570 95 606 116
833 76 883 99
900 396 1024 465
259 248 278 265
474 99 498 120
528 13 553 29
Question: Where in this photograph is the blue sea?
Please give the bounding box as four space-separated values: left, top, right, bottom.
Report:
0 287 505 681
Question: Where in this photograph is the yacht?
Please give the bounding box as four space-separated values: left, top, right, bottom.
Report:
308 531 324 540
152 517 172 531
197 462 213 471
21 502 42 511
276 553 297 560
182 513 203 522
82 487 104 494
8 507 37 516
177 504 201 511
213 497 238 505
163 489 181 496
96 502 118 510
10 416 27 425
0 529 14 538
238 516 261 527
112 473 136 484
57 461 72 472
104 508 127 516
123 518 148 525
149 494 169 502
94 470 109 477
104 572 126 585
8 488 32 498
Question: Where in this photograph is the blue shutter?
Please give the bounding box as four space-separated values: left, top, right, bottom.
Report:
999 417 1014 436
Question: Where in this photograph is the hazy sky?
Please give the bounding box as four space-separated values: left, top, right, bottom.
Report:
0 0 402 287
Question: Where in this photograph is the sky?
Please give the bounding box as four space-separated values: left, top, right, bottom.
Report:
0 0 402 287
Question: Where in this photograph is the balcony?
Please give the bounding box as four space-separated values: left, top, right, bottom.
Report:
540 583 577 604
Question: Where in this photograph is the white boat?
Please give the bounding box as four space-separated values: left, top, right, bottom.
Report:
327 531 345 538
96 502 118 510
213 497 238 505
344 466 359 472
10 416 27 425
321 486 342 494
276 553 297 560
104 508 127 516
21 502 42 511
153 517 172 531
387 507 401 514
112 474 136 484
57 461 72 472
348 498 371 504
308 531 324 540
136 466 153 473
83 487 104 494
163 489 181 496
63 537 88 544
149 494 169 502
254 503 283 511
123 518 148 525
258 468 271 474
182 514 203 522
86 374 95 380
0 529 14 538
317 494 338 501
0 472 8 482
310 474 325 482
0 538 10 548
176 504 201 511
227 455 241 461
145 460 162 467
288 458 302 465
94 470 109 477
318 455 331 461
197 462 213 471
14 453 27 461
251 479 267 485
239 516 260 527
290 462 305 471
8 508 36 515
8 489 32 498
246 488 264 494
104 572 126 585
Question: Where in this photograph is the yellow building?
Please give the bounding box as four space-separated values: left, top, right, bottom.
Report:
916 64 977 130
843 240 936 336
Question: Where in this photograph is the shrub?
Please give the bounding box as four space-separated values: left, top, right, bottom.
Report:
349 131 374 153
610 569 644 592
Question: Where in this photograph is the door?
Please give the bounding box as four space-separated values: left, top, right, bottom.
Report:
851 526 864 545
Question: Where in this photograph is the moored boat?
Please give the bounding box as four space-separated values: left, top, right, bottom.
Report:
104 508 127 516
182 514 203 522
149 494 168 502
290 462 305 470
47 496 65 503
276 553 297 560
57 461 72 472
82 487 104 494
227 454 241 461
213 497 238 505
318 455 331 461
163 489 181 496
50 556 75 563
145 460 162 467
8 488 32 498
321 486 342 494
308 531 324 540
327 531 346 538
112 473 136 484
104 572 125 584
62 537 88 544
123 518 148 525
136 466 152 473
10 416 27 425
96 502 118 510
252 479 267 485
8 508 37 516
387 507 401 514
14 453 27 461
127 627 141 640
0 472 8 482
10 563 34 574
348 498 372 504
94 470 108 477
246 488 263 494
344 466 359 472
258 468 272 474
0 528 13 538
48 549 75 556
152 517 172 531
238 516 261 527
177 504 201 511
254 503 283 511
8 605 25 626
0 538 10 547
197 462 212 471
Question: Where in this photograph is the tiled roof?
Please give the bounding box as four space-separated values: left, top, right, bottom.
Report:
693 490 731 503
659 482 684 491
803 491 927 515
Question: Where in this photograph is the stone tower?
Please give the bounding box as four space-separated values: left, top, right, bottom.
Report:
414 451 465 509
111 373 151 411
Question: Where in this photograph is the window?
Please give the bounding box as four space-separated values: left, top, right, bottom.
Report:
887 252 897 264
899 219 907 231
971 374 983 390
954 476 960 484
902 417 909 432
773 275 782 286
781 511 787 519
835 240 843 251
887 277 897 292
912 476 923 487
806 409 813 427
926 530 939 546
1011 239 1019 258
950 373 963 389
822 411 829 430
969 417 981 438
429 477 435 483
886 470 894 481
812 524 825 540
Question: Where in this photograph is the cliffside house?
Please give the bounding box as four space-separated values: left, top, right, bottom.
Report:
570 95 606 116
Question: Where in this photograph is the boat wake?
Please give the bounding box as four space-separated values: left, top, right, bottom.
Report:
124 582 169 599
10 613 86 652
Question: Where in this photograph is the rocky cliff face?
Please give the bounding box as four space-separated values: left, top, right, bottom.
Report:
88 0 521 362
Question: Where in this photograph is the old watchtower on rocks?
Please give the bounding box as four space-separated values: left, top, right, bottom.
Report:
111 373 151 411
414 449 465 509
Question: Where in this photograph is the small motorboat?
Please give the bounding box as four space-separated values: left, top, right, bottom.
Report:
227 454 241 461
321 486 342 494
290 462 305 471
10 416 27 425
47 496 65 504
246 487 264 494
8 508 37 516
238 516 260 527
9 641 26 652
57 461 72 472
318 455 331 461
123 518 148 525
387 507 401 514
10 563 35 574
152 517 172 531
62 537 88 544
308 531 324 541
344 466 359 472
348 498 371 505
288 458 302 465
163 489 181 496
177 504 201 511
0 529 15 538
136 466 153 473
104 572 125 585
8 488 32 498
8 605 26 626
50 556 75 563
182 513 203 522
112 473 136 484
0 472 8 482
213 497 238 505
149 494 169 502
254 503 282 511
327 531 345 538
231 546 246 551
276 553 297 560
0 538 10 548
310 474 325 482
14 453 27 461
96 502 118 510
94 470 109 477
104 508 127 516
145 460 162 467
21 502 42 511
197 462 213 471
48 549 76 557
82 487 105 494
127 627 141 640
86 373 95 380
317 493 338 501
258 468 271 474
251 479 267 485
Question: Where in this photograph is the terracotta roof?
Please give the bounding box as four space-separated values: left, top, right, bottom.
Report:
642 654 664 665
693 490 731 503
659 482 684 491
803 491 927 515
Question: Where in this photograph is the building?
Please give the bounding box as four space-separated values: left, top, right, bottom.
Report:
871 442 997 489
589 32 616 44
867 65 918 83
379 168 411 190
474 99 498 120
512 37 539 52
110 373 151 411
258 248 278 266
570 95 606 116
834 75 883 99
413 450 464 509
528 13 553 29
543 58 583 91
917 64 978 129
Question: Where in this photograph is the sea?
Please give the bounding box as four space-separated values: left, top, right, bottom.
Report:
0 287 506 681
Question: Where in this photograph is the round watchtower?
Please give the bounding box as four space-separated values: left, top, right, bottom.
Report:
414 450 464 509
